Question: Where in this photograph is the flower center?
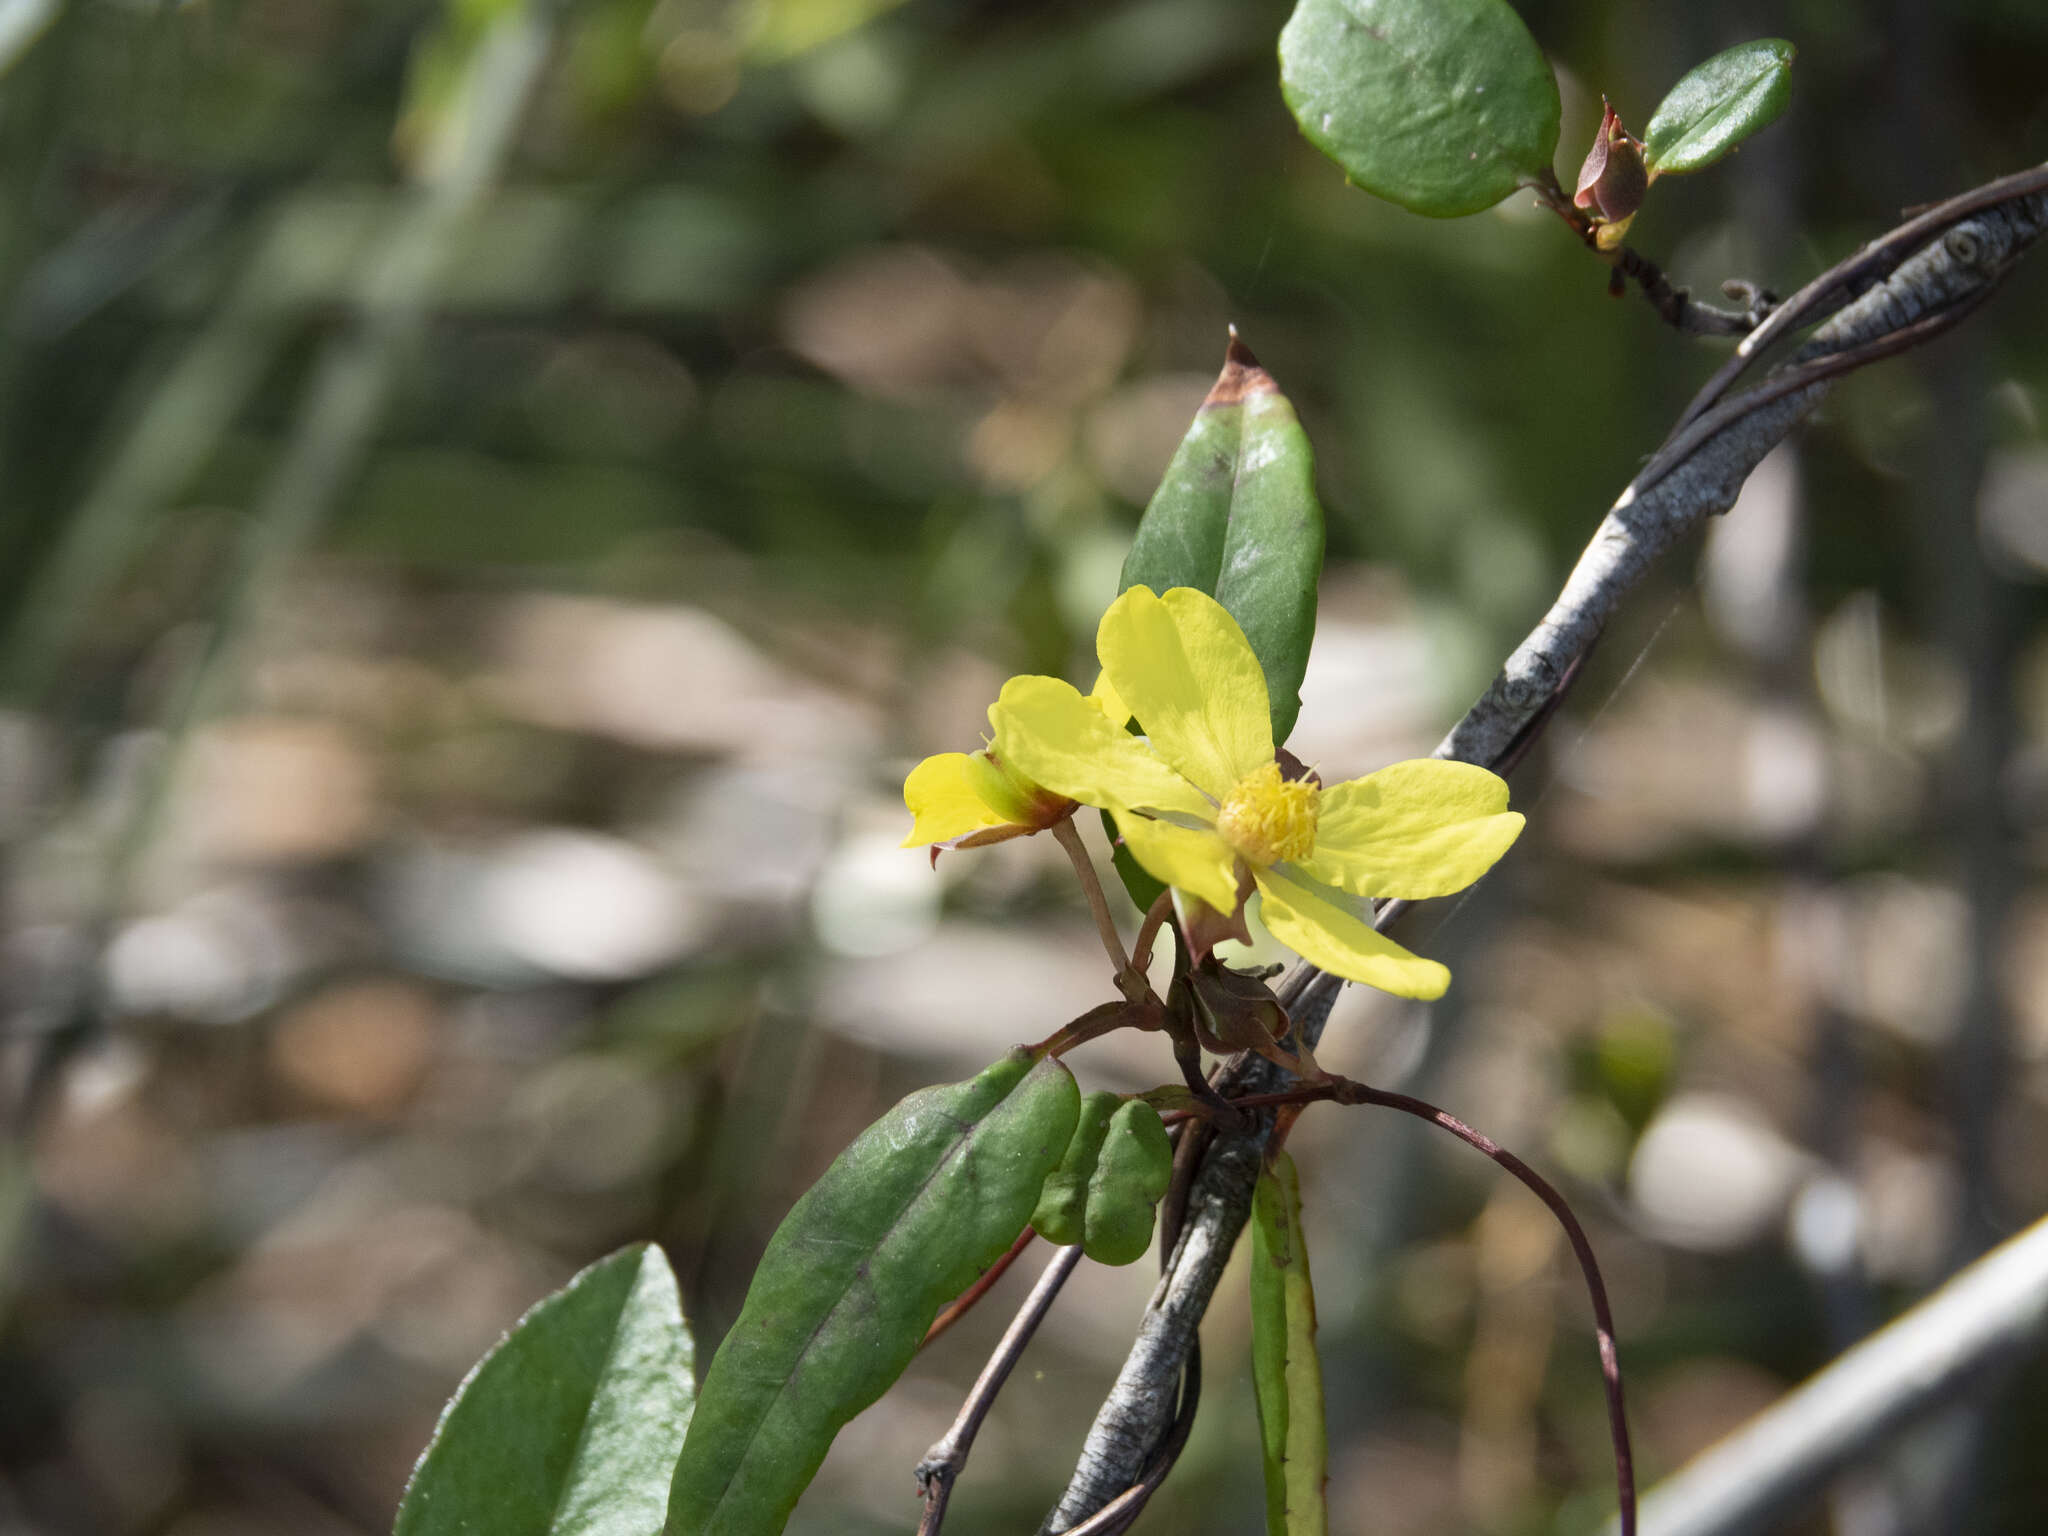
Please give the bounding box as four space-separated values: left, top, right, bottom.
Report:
1215 761 1320 866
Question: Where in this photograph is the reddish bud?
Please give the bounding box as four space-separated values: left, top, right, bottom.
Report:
1573 97 1648 239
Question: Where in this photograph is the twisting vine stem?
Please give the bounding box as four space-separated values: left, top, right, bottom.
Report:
1231 1076 1637 1534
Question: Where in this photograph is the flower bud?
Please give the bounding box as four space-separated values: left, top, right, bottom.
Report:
1574 97 1647 246
1184 957 1290 1057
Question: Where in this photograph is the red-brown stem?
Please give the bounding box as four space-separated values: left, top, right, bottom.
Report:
920 1225 1038 1351
1209 1074 1636 1534
1130 890 1173 985
1264 1101 1306 1164
1034 999 1159 1060
1526 167 1599 246
1052 817 1134 983
1389 1091 1633 1533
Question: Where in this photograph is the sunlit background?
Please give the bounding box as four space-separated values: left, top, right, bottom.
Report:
5 0 2048 1532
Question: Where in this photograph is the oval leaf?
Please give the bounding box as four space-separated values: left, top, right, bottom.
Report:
1032 1090 1121 1247
1120 333 1325 749
665 1051 1080 1536
1643 39 1794 177
397 1243 696 1536
1251 1154 1328 1536
1081 1099 1173 1267
1279 0 1561 218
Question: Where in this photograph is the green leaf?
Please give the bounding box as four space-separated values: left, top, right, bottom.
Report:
1251 1154 1328 1536
1643 39 1794 177
1120 333 1325 749
1081 1099 1174 1267
1032 1091 1173 1265
1278 0 1560 218
396 1243 696 1536
1032 1090 1121 1247
665 1051 1080 1536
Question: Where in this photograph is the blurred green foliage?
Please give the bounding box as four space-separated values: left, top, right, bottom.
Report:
4 0 2048 1532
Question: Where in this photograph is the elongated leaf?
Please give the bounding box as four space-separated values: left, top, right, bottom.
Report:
1279 0 1560 218
1251 1154 1328 1536
397 1243 696 1536
1121 333 1325 749
1643 39 1794 177
666 1051 1080 1536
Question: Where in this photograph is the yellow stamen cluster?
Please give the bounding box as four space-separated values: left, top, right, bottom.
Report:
1215 761 1320 867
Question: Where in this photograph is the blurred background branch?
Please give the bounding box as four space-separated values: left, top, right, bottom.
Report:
1629 1212 2048 1536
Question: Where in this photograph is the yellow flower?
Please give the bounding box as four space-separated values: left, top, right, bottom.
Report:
901 674 1129 859
991 586 1524 999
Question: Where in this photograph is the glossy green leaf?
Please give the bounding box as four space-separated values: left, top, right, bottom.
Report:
1137 1084 1202 1114
1279 0 1560 217
1120 333 1325 749
1251 1154 1328 1536
396 1243 696 1536
1032 1090 1120 1246
1643 39 1794 177
1082 1100 1174 1266
665 1051 1080 1536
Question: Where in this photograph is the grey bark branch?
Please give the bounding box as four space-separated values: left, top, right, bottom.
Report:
1040 170 2048 1530
1443 187 2048 769
1622 1214 2048 1536
1038 974 1341 1532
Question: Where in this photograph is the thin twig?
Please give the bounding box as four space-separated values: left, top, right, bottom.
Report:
1221 1072 1636 1532
916 1243 1087 1535
1052 817 1137 991
1129 890 1173 984
1523 169 1767 337
1633 279 2000 496
1360 1087 1635 1535
1668 159 2048 435
922 1225 1038 1351
1612 245 1771 337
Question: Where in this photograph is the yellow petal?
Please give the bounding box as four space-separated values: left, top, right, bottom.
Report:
1302 760 1524 900
902 752 1013 848
1253 866 1450 999
1087 669 1131 730
991 674 1212 820
1111 811 1242 915
1097 586 1271 799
